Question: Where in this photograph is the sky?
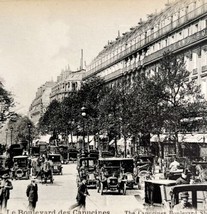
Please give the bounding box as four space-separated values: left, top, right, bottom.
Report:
0 0 167 115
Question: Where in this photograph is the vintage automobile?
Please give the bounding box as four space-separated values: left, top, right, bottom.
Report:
88 150 99 159
68 149 78 162
164 156 189 180
96 157 127 195
136 155 154 172
135 155 154 187
169 184 207 210
134 179 207 211
77 157 97 188
58 145 69 164
120 158 136 189
12 155 30 179
30 146 40 157
48 154 63 175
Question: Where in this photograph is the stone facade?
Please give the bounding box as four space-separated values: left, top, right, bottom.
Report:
84 0 207 98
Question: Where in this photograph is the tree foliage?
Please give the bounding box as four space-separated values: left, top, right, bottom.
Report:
0 81 14 122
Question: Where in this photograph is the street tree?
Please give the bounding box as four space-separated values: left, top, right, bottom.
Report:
38 99 63 136
0 81 14 123
152 51 207 156
7 115 36 148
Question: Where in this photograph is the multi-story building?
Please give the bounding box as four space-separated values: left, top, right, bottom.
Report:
50 67 85 102
84 0 207 157
29 81 55 125
84 0 207 98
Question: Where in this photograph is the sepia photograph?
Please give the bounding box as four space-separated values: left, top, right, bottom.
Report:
0 0 207 213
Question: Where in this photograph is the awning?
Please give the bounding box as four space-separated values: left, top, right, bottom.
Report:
150 134 168 142
151 133 207 143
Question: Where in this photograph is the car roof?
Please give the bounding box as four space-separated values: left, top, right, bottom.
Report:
145 179 176 186
80 157 97 161
98 157 134 161
13 155 28 159
171 184 207 193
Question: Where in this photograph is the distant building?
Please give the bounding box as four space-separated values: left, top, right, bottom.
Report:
84 0 207 99
29 81 55 125
50 66 85 102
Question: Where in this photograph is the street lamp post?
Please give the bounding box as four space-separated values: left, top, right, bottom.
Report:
81 106 87 154
10 127 13 145
28 124 31 155
5 128 8 147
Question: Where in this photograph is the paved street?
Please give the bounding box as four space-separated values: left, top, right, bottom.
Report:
7 163 142 214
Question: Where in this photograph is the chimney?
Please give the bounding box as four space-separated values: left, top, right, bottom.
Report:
80 49 84 70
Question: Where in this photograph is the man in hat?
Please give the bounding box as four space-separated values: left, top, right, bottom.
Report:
70 177 90 210
0 174 13 212
173 192 193 210
26 176 38 211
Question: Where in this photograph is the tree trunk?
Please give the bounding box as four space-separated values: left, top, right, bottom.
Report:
124 136 127 158
175 132 180 157
157 133 162 158
114 136 118 156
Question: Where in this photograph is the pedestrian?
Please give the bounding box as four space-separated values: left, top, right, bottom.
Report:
176 169 190 185
173 192 193 211
26 176 38 211
69 177 90 211
0 174 13 213
169 157 180 172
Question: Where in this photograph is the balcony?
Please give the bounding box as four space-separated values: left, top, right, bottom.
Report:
86 3 207 78
143 28 207 66
103 69 123 82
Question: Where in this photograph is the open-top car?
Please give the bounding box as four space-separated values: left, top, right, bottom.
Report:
77 157 97 188
96 157 127 195
164 156 189 180
48 154 63 175
12 155 30 179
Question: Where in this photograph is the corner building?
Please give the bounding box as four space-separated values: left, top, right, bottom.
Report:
50 67 85 102
84 0 207 99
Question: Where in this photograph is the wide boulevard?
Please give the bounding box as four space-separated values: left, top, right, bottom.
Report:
7 163 142 214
